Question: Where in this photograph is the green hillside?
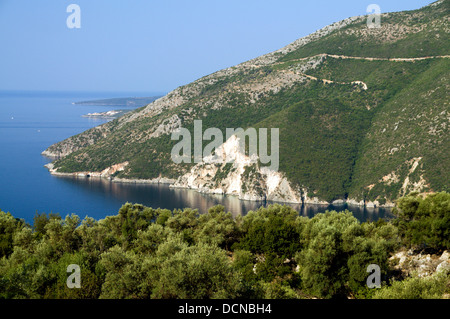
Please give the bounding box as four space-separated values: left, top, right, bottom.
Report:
43 0 449 205
350 58 450 202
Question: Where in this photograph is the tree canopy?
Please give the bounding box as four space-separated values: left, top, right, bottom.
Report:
0 192 448 299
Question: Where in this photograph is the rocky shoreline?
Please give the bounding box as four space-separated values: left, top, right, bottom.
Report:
170 182 395 208
44 161 394 209
43 133 395 209
44 163 175 185
166 135 395 209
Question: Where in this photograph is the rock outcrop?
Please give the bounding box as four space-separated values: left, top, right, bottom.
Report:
171 135 305 203
390 250 450 278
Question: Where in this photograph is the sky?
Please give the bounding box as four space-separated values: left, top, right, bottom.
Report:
0 0 435 95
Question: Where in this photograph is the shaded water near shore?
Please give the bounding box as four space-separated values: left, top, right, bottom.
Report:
55 176 395 222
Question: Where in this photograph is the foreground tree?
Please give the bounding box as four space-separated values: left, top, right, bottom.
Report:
0 211 25 258
151 237 243 299
393 192 450 251
296 211 398 298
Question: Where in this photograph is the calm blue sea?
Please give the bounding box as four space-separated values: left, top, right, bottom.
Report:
0 91 393 225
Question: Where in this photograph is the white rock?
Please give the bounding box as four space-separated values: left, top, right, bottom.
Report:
347 198 365 206
439 251 449 262
436 261 450 274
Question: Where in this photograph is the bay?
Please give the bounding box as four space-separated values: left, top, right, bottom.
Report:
0 91 393 224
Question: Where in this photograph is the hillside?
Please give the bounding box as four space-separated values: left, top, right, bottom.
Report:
42 0 450 207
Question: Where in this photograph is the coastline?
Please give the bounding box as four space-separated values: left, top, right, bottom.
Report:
44 163 175 185
43 163 394 209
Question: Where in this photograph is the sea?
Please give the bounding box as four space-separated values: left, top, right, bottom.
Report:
0 90 393 225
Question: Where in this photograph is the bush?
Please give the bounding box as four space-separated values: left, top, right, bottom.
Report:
236 205 301 258
151 240 243 299
373 272 449 299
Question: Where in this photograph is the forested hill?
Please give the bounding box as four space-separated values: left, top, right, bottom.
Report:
43 0 449 206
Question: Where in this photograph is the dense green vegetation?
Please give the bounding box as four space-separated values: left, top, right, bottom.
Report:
254 95 372 202
349 58 450 201
1 192 448 299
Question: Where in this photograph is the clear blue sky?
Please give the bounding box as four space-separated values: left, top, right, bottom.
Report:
0 0 434 94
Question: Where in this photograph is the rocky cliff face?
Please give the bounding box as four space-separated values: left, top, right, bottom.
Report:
171 135 331 205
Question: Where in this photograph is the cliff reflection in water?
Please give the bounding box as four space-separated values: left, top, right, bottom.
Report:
57 176 394 222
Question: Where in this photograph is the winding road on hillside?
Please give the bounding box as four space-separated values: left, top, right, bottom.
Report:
246 54 450 91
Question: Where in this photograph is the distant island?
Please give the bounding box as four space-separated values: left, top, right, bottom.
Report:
74 96 163 107
76 96 163 119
